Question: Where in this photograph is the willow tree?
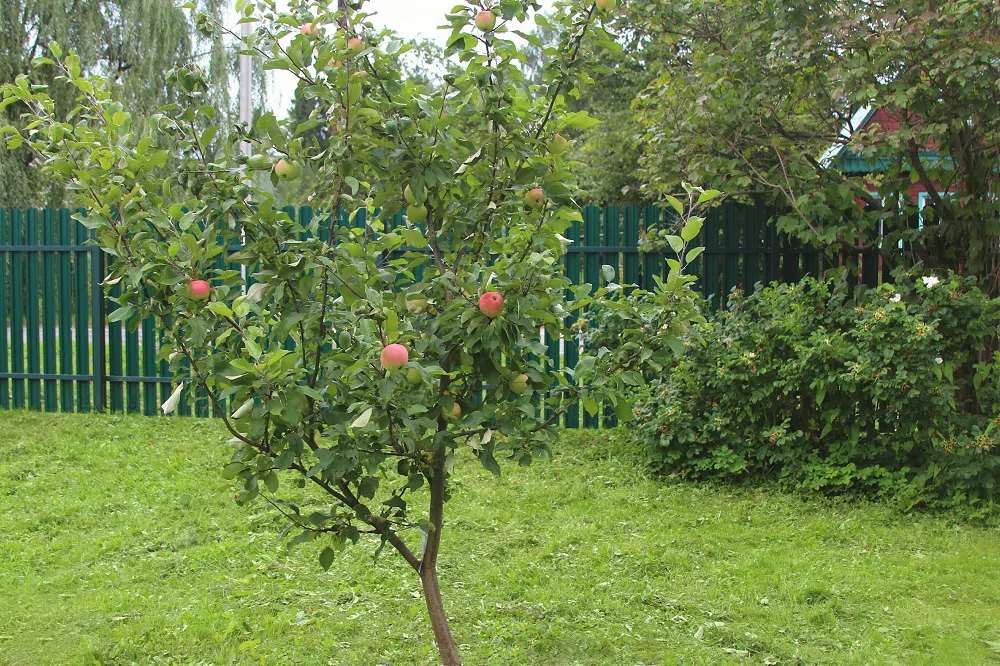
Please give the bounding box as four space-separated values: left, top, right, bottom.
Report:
0 0 229 207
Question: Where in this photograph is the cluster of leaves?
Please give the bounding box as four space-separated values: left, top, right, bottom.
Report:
631 0 1000 292
634 272 1000 517
581 185 717 380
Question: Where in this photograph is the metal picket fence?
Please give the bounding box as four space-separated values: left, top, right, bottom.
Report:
1 203 879 425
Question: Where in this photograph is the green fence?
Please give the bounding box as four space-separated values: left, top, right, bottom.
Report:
1 203 869 425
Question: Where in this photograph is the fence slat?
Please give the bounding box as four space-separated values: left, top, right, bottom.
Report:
108 283 123 412
642 206 660 290
125 311 140 414
582 205 601 429
741 205 759 293
142 316 157 415
0 210 8 408
58 209 74 412
42 209 57 411
722 205 739 309
603 206 620 428
702 207 720 308
622 206 639 295
9 209 22 408
563 216 582 429
75 219 91 411
26 209 41 410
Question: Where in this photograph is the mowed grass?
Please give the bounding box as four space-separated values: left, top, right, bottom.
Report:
1 412 999 665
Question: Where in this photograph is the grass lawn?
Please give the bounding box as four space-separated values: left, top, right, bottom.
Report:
1 412 999 665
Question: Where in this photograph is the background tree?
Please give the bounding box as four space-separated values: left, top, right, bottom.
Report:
2 1 701 663
633 0 1000 291
0 0 233 207
524 8 653 205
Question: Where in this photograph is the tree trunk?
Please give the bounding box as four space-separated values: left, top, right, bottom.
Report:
421 449 462 666
422 556 462 665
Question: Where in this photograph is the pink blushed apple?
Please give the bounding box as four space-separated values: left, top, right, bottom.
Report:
188 280 211 301
475 10 497 32
274 158 301 181
510 373 530 395
525 187 545 209
478 292 505 318
380 343 409 371
348 37 364 55
300 22 319 37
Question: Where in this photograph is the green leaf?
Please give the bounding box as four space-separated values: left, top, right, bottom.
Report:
560 111 601 130
479 452 501 477
680 218 702 242
697 189 723 204
664 195 684 215
350 407 373 428
221 462 245 479
107 305 135 323
613 398 634 422
666 235 684 255
685 246 705 263
319 546 336 571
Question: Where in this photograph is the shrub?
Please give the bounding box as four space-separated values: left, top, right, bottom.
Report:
635 271 1000 516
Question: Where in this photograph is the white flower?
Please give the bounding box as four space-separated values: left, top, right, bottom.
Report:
890 294 902 303
922 276 940 288
935 357 943 364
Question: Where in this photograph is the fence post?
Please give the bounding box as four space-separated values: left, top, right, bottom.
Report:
91 244 106 412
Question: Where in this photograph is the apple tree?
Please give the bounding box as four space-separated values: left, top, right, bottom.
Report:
1 0 700 662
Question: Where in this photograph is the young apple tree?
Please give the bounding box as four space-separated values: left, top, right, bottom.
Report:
2 0 698 662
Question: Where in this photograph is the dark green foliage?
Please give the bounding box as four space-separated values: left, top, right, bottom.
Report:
633 0 1000 292
635 273 1000 516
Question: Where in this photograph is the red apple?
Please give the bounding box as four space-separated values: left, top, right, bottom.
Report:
479 291 505 318
273 158 301 181
347 37 364 55
595 0 617 11
525 187 545 209
300 22 319 37
510 373 530 395
475 10 497 32
380 343 409 371
188 280 211 300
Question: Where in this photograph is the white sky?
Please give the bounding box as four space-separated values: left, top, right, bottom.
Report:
262 0 544 117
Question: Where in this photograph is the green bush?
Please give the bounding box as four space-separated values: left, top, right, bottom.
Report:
634 272 1000 516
